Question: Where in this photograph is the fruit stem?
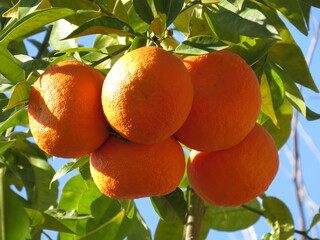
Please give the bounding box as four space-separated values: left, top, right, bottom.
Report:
183 187 207 240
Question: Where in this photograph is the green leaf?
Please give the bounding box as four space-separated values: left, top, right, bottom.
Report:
0 45 25 84
127 4 150 33
25 208 76 234
50 156 89 186
174 35 228 55
132 0 154 24
49 19 78 51
268 43 318 93
0 104 28 135
260 98 292 149
150 188 187 223
204 199 261 231
112 0 129 23
260 74 279 127
3 82 30 111
307 213 320 232
0 140 15 155
262 196 295 240
188 7 213 37
128 36 148 52
154 0 184 26
228 37 276 65
45 208 93 220
154 219 184 240
58 175 122 237
64 16 135 39
301 0 320 7
3 188 29 240
263 0 308 35
80 211 125 240
206 1 280 39
0 8 75 45
127 210 151 240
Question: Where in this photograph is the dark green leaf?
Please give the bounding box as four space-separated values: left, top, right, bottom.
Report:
20 59 50 73
58 175 122 237
301 0 320 7
204 199 261 231
3 82 30 111
0 45 25 84
132 0 154 24
3 188 29 240
65 16 135 39
206 1 280 39
128 4 150 32
50 156 89 186
228 37 276 65
263 0 308 35
25 208 76 234
0 140 15 155
269 43 318 92
260 99 292 149
174 35 228 55
262 196 295 240
154 0 184 26
307 213 320 232
151 188 187 223
154 219 184 240
0 8 75 45
0 104 28 135
127 210 151 240
128 36 148 51
17 0 43 18
118 200 135 218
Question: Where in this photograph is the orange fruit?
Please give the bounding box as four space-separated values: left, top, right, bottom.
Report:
90 136 185 199
28 60 109 158
187 123 279 207
174 50 261 152
101 46 193 144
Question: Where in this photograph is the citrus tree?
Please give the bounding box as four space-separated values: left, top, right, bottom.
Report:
0 0 320 239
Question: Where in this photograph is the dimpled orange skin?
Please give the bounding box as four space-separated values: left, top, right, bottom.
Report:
188 123 279 207
28 60 109 158
174 50 261 152
101 46 193 144
90 136 186 199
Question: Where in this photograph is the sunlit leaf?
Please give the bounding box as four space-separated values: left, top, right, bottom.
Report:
64 16 135 39
269 43 318 93
25 208 76 234
260 99 292 149
45 208 93 220
154 219 184 240
0 105 28 135
150 188 187 223
0 8 75 45
262 196 295 240
204 199 261 231
50 156 89 186
132 0 154 24
154 0 184 26
3 82 30 111
3 188 29 240
127 210 151 240
49 19 78 51
205 1 280 40
174 35 228 55
307 213 320 232
263 0 308 35
0 45 24 84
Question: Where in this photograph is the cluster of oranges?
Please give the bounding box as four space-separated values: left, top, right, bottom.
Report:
28 46 279 207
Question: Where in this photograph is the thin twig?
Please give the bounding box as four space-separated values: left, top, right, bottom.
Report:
36 25 52 59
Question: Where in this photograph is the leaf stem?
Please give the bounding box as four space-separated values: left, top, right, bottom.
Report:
90 44 130 67
183 188 207 240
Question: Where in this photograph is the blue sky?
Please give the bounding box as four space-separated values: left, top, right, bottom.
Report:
22 6 320 240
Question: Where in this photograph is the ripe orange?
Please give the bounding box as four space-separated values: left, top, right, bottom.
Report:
90 136 185 199
28 60 109 158
174 50 261 152
101 46 193 144
187 123 279 207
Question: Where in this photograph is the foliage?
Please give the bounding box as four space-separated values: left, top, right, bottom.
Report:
0 0 319 239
